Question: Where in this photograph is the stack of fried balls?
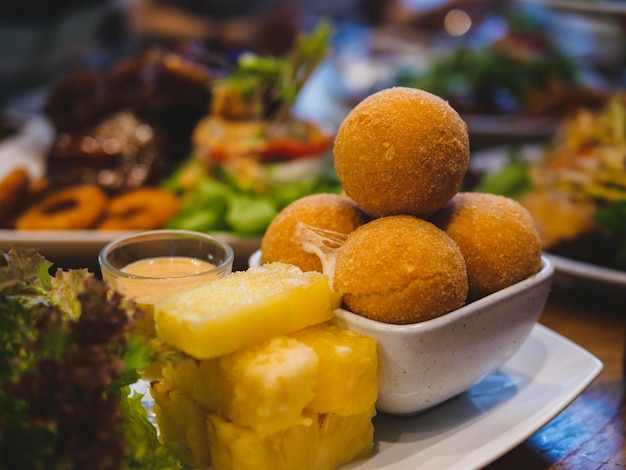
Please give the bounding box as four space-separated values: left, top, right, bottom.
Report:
261 87 542 324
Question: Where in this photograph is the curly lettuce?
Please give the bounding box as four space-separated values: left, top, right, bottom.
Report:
0 247 180 469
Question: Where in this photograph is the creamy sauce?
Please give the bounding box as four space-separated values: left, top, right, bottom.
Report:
120 256 218 303
113 256 220 379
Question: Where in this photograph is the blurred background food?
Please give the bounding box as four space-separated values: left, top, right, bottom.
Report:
0 0 624 271
472 92 626 272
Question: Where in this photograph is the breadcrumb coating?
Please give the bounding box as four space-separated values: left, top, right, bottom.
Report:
431 192 542 300
333 215 468 324
261 193 370 272
333 87 469 218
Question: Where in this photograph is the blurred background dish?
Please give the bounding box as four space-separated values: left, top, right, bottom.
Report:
0 22 337 270
0 0 624 271
467 92 626 296
468 139 626 295
299 0 619 151
0 229 260 272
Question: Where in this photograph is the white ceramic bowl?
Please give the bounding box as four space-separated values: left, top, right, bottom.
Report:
249 251 554 416
334 256 554 415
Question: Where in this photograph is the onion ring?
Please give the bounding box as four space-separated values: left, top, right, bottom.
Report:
97 187 180 230
15 185 107 230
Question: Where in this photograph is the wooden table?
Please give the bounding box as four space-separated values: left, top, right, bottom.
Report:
486 281 626 469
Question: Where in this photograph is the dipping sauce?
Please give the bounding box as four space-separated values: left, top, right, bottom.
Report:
115 256 219 339
98 229 234 380
121 256 218 301
116 256 221 379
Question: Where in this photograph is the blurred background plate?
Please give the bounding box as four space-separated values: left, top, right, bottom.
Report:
521 0 626 15
544 253 626 297
0 230 260 273
463 114 558 150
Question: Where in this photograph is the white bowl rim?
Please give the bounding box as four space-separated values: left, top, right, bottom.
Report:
249 250 554 334
335 255 553 333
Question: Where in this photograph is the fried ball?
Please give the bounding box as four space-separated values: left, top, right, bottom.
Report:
261 193 370 272
333 215 468 324
333 87 469 218
430 192 542 301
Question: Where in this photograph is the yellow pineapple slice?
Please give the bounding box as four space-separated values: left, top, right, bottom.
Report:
151 380 212 468
289 323 378 415
316 406 376 468
206 406 376 470
162 336 319 436
155 262 340 359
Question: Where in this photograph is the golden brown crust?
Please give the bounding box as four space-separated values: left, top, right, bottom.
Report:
97 187 180 230
333 87 469 218
15 185 107 230
333 215 468 324
430 192 542 301
260 193 371 272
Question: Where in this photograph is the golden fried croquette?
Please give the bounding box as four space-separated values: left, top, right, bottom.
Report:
333 87 469 218
333 215 468 324
430 192 542 301
261 193 370 272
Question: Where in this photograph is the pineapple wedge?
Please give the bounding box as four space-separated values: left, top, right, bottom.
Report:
154 262 340 359
290 323 378 415
206 406 376 470
163 336 320 436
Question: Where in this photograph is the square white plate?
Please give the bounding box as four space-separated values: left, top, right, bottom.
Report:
346 323 602 469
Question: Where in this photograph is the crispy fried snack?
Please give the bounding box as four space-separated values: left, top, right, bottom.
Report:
15 185 107 230
97 187 180 230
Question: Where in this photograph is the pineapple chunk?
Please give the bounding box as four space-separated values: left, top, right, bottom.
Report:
290 323 378 415
154 321 379 469
155 262 340 359
163 336 320 436
151 380 212 468
206 407 376 470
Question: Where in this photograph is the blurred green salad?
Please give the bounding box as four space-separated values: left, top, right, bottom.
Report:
164 20 342 238
163 156 341 237
396 7 604 117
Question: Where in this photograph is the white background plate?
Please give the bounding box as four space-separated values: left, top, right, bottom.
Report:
0 230 261 272
346 323 602 469
545 253 626 291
